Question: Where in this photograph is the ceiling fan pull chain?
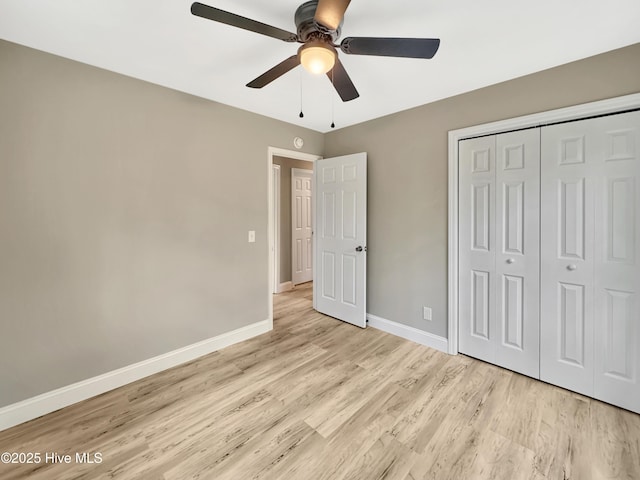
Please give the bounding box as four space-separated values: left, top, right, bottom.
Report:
330 67 335 128
299 69 304 118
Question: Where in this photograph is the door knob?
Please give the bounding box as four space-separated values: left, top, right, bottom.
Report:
567 264 577 271
355 246 363 252
506 258 515 264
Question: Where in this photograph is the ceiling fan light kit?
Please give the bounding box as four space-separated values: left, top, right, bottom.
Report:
191 0 440 104
298 41 336 74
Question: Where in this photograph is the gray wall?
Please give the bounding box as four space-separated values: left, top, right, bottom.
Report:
0 40 323 407
324 42 640 338
1 37 639 409
272 156 313 284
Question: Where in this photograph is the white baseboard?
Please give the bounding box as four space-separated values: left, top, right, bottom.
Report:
0 319 271 432
276 281 293 293
366 314 448 353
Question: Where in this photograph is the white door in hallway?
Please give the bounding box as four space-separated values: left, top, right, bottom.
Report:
540 110 640 412
292 168 313 285
314 153 367 328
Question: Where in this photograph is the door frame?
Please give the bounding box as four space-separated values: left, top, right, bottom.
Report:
268 147 322 328
272 164 281 294
447 93 640 355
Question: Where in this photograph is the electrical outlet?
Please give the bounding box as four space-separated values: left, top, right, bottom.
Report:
248 230 255 243
423 306 432 321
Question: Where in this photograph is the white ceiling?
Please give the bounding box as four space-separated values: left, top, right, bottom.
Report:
1 0 639 133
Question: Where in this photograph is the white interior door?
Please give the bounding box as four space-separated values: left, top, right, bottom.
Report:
314 153 367 328
494 129 540 378
541 118 598 396
459 130 540 378
540 111 640 412
292 168 313 285
592 111 640 413
459 136 497 362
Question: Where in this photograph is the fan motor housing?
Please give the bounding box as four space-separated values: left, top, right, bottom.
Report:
295 0 341 43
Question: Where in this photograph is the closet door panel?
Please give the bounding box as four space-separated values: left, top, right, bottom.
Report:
593 111 640 413
540 120 596 397
459 136 497 363
495 129 540 378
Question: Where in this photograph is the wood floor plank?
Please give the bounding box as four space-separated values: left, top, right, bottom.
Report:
389 355 479 454
590 399 640 479
460 429 537 480
490 372 549 452
340 432 418 480
291 385 412 480
1 281 638 480
531 388 594 480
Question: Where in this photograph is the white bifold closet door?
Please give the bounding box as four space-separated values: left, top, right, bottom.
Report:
540 110 640 413
459 128 540 378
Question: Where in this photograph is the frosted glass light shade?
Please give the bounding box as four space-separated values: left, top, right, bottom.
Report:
299 42 336 75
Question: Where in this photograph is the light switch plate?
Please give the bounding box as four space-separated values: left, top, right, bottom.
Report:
248 230 255 243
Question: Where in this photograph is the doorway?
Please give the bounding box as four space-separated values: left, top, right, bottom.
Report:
268 147 321 328
268 148 369 331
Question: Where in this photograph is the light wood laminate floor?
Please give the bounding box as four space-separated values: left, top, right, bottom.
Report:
1 282 639 479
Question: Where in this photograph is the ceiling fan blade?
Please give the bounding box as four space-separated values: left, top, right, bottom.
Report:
340 37 441 59
191 2 298 42
247 56 300 88
327 58 359 102
314 0 351 31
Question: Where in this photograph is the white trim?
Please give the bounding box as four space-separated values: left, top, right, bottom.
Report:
268 147 322 324
447 129 460 355
272 164 281 294
0 319 271 432
367 314 448 353
276 281 293 293
312 166 318 311
447 93 640 355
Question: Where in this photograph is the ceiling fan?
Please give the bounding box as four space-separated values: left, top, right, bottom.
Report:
191 0 440 102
